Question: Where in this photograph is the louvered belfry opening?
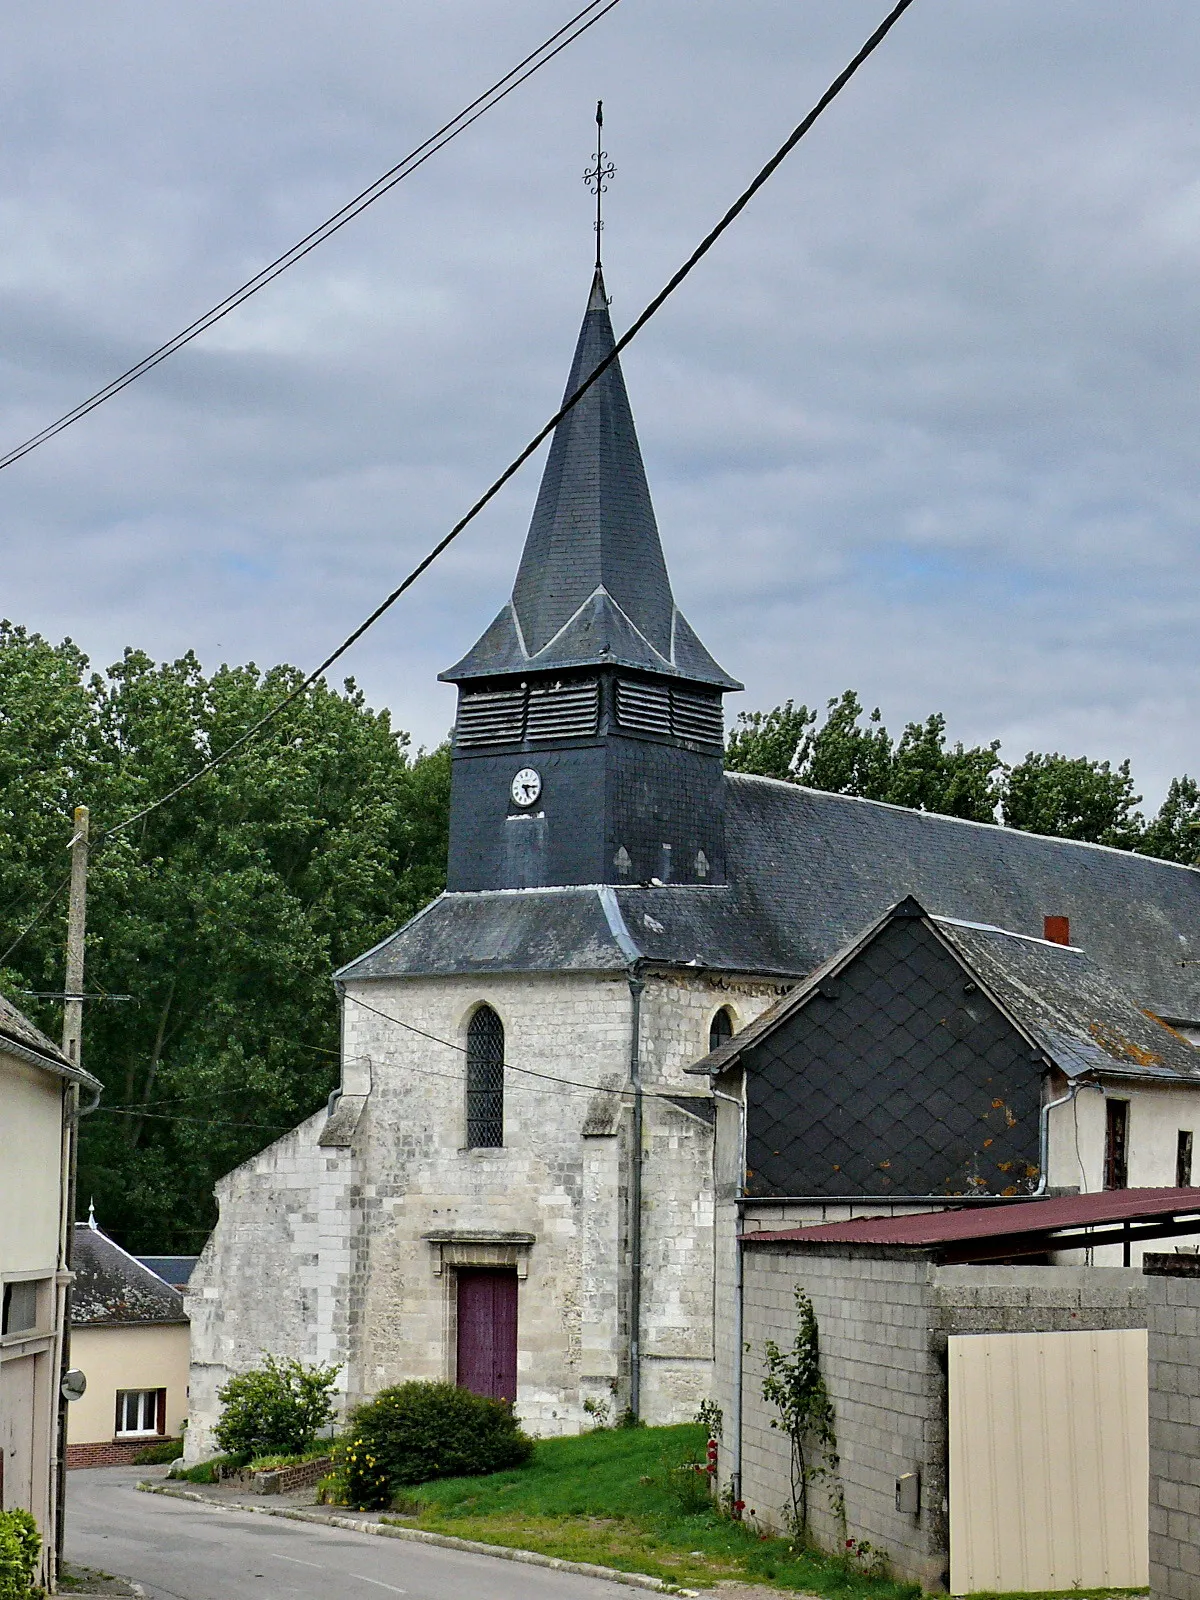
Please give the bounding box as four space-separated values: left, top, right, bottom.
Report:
455 678 601 748
454 674 722 753
466 1005 505 1148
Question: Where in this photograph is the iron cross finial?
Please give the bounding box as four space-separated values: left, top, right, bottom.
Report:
583 99 615 269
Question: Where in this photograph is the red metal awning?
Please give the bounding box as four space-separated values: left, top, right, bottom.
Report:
742 1186 1200 1264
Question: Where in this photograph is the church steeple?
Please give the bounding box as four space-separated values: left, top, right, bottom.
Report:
441 266 739 895
442 269 739 691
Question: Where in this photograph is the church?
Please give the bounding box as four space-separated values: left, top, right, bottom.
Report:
185 264 1200 1455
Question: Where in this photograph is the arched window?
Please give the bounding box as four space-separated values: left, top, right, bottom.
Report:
466 1006 505 1148
709 1007 735 1055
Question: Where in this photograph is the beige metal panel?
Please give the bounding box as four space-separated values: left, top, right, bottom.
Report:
949 1328 1148 1595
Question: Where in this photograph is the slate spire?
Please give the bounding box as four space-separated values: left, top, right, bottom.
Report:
441 268 740 690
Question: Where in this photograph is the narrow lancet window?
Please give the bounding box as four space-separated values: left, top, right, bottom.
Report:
709 1007 735 1055
466 1006 505 1148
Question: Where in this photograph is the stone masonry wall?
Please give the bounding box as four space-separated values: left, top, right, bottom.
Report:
185 1105 356 1461
1146 1253 1200 1600
740 1244 941 1587
188 963 782 1453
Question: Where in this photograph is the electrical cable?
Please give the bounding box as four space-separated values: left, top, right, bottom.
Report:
87 0 916 851
343 989 696 1104
0 0 623 475
0 873 73 967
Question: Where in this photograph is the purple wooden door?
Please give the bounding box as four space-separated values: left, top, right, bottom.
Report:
456 1270 518 1403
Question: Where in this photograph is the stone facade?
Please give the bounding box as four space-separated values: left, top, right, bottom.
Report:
1146 1253 1200 1600
186 966 779 1459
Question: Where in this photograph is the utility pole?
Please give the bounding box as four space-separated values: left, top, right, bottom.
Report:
54 804 88 1579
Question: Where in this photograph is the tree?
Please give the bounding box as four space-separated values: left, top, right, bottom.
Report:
1001 752 1144 846
726 687 1200 862
728 690 1001 822
725 700 815 782
1139 776 1200 865
0 626 450 1251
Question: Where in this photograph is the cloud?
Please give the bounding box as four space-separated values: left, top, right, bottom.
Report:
1 1 1198 802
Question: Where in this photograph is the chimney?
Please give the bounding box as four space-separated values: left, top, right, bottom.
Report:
1043 915 1070 946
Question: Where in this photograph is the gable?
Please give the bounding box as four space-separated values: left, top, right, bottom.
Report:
744 913 1041 1199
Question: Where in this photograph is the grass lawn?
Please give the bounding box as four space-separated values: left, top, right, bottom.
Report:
383 1423 921 1598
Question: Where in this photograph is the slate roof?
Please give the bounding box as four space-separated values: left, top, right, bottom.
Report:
134 1255 200 1288
0 989 74 1071
684 896 1200 1087
936 917 1200 1083
441 269 739 691
71 1224 188 1327
338 774 1200 1025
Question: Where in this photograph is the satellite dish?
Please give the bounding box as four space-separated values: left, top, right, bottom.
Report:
61 1369 87 1402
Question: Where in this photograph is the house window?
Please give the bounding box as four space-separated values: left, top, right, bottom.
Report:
709 1007 735 1055
1178 1130 1194 1188
115 1389 165 1437
1 1280 40 1336
466 1006 505 1149
1104 1099 1130 1190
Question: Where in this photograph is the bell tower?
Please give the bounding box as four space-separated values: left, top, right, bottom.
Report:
440 267 740 892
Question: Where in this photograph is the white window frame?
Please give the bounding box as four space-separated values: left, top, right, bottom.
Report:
115 1387 163 1437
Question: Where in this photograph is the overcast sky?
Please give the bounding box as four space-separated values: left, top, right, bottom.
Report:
3 2 1199 807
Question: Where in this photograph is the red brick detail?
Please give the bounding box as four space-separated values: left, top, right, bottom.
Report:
67 1438 181 1469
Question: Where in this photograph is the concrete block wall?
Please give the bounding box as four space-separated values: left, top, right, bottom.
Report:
739 1245 943 1588
1146 1254 1200 1600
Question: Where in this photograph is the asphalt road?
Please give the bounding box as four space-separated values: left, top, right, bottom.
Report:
66 1468 641 1600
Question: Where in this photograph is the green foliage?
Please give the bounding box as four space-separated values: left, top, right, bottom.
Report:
213 1355 340 1465
1139 775 1200 864
1002 751 1144 846
762 1286 841 1540
342 1381 534 1509
131 1437 184 1465
727 691 1001 821
0 1508 40 1600
728 684 1197 857
0 623 450 1250
694 1398 723 1440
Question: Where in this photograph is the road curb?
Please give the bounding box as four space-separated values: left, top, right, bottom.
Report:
138 1481 698 1595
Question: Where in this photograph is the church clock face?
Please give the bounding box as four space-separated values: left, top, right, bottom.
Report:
511 767 542 808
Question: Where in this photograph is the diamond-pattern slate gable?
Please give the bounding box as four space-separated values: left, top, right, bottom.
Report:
744 914 1041 1198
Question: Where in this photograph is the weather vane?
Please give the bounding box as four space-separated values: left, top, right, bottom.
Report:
583 99 616 269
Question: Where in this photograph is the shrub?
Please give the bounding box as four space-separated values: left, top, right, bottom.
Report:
132 1438 184 1466
0 1508 40 1600
214 1355 340 1466
342 1381 533 1509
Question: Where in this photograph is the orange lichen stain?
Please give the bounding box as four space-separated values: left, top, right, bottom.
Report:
1143 1008 1193 1045
983 1138 994 1148
1002 1185 1018 1197
1088 1019 1163 1067
878 1160 892 1169
997 1161 1013 1172
991 1098 1004 1108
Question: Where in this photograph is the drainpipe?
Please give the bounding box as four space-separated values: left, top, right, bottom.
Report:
1033 1077 1101 1195
712 1082 746 1508
627 968 645 1421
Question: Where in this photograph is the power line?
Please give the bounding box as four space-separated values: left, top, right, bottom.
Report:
0 0 623 475
91 0 916 849
343 990 696 1105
